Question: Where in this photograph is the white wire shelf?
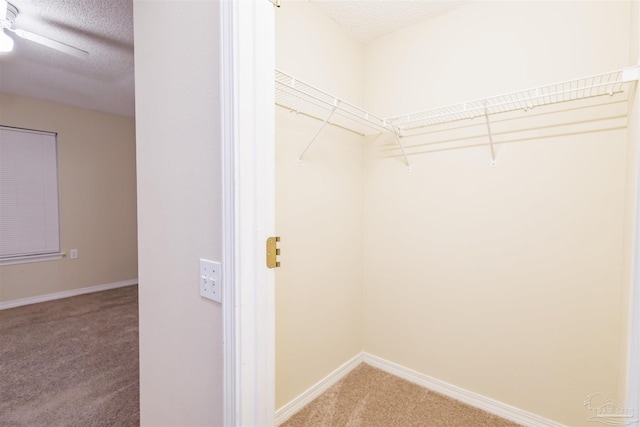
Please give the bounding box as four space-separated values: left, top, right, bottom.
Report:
275 69 387 136
384 66 639 132
275 65 638 169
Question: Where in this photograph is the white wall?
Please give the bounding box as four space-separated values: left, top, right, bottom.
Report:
133 1 223 425
626 0 640 421
363 2 635 426
0 94 137 304
275 0 365 410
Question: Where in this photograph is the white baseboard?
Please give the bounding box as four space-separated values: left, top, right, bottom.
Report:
275 352 364 426
363 353 567 427
0 279 138 310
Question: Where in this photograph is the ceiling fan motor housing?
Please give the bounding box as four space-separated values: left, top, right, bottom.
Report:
0 0 89 58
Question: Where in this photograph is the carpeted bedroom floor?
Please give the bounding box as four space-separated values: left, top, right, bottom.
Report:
1 286 521 427
280 363 523 427
0 285 139 427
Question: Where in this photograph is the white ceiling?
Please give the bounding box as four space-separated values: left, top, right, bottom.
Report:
0 1 465 118
309 0 468 44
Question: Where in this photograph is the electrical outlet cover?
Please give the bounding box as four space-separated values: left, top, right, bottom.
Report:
199 259 222 303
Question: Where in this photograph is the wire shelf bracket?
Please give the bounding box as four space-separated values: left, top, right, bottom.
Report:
483 106 497 167
297 102 340 165
622 65 640 82
391 126 411 172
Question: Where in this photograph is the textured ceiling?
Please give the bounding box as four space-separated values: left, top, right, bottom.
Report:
309 0 468 44
0 1 464 118
0 0 134 117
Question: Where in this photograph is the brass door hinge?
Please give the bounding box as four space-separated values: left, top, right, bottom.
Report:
266 236 281 268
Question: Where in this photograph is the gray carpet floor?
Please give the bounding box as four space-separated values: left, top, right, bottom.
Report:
0 286 522 426
0 285 139 427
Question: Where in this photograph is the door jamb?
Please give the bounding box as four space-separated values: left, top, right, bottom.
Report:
221 1 276 426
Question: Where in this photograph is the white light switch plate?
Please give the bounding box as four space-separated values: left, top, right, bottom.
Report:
200 259 222 303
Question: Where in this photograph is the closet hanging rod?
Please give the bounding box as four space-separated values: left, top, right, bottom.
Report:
276 88 387 134
275 103 367 136
275 69 388 135
276 87 382 133
386 65 639 131
275 65 638 169
387 82 627 129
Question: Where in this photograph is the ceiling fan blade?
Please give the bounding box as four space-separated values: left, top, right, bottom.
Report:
11 28 88 59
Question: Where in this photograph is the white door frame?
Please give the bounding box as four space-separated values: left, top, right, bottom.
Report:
627 100 640 426
221 1 275 426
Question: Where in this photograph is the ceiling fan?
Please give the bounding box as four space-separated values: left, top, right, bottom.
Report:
0 0 89 58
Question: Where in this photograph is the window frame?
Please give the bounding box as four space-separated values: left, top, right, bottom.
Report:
0 125 64 266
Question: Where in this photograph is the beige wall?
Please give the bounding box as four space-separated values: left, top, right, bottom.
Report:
276 0 638 424
363 1 631 118
275 109 364 409
362 1 635 426
276 0 364 106
0 94 137 303
133 1 223 425
275 0 365 409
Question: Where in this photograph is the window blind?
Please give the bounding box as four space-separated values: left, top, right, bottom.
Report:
0 126 60 259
